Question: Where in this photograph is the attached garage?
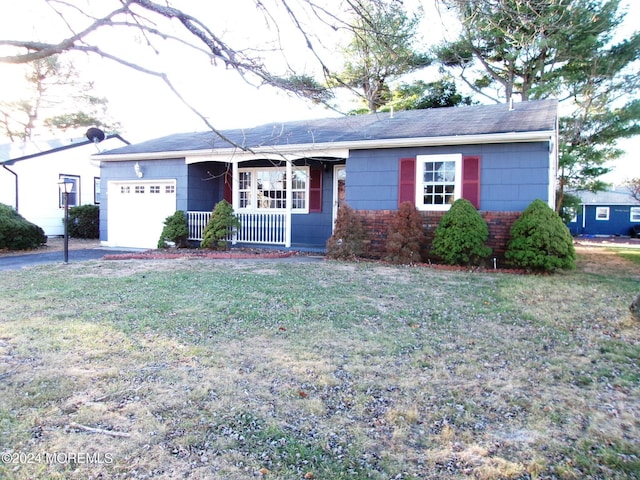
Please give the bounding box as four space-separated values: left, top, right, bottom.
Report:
107 180 177 249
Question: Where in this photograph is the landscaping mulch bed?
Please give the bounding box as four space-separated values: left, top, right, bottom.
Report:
102 248 299 261
101 246 333 261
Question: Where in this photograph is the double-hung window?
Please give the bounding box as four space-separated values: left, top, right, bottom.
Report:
630 207 640 223
238 167 310 213
415 154 462 211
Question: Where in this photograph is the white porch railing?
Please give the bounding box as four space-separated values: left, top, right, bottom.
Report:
235 212 287 245
187 211 287 245
187 211 211 241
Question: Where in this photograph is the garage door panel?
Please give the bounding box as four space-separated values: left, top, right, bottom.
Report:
108 180 177 248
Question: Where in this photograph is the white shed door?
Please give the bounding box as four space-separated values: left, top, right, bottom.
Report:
107 180 177 249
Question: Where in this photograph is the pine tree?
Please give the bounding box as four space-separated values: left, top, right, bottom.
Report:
201 200 240 250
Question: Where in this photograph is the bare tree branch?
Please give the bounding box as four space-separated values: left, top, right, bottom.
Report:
0 0 347 144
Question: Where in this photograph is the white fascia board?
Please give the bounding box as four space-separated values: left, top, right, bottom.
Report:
185 147 350 165
96 130 555 163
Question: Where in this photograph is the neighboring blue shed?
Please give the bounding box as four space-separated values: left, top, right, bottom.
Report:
568 189 640 237
94 99 559 250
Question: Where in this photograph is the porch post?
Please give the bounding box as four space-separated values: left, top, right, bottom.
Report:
232 161 239 245
285 160 292 248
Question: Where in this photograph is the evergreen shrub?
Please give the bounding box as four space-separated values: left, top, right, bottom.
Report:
157 210 189 248
201 200 240 250
326 204 368 260
431 198 491 266
383 201 425 264
505 199 576 272
68 204 99 239
0 203 46 250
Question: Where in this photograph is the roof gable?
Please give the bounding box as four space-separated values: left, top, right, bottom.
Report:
1 134 129 165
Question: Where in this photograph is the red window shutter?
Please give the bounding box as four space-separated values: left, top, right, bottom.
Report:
462 155 481 209
398 157 416 206
224 168 232 203
309 167 323 213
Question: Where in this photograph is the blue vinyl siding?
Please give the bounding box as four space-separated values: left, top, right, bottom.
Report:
187 162 226 211
290 167 334 248
481 143 550 211
570 205 639 236
346 150 398 210
347 142 551 211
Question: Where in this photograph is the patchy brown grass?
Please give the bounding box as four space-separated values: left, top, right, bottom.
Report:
0 246 639 479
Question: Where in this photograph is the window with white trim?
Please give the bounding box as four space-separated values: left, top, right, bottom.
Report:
59 174 80 207
596 207 609 221
631 207 640 222
94 177 101 204
416 154 462 211
238 167 310 213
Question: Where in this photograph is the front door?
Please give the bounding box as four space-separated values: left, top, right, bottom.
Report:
332 165 346 231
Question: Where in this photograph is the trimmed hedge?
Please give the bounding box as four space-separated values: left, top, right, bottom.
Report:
68 204 99 239
431 198 491 266
506 199 576 272
0 203 46 251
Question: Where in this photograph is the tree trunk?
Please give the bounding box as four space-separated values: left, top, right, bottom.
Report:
631 292 640 321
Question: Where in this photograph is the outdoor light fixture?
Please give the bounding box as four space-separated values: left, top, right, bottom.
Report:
134 162 143 178
58 181 74 264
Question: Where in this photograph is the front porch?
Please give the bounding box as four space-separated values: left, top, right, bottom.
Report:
185 156 345 250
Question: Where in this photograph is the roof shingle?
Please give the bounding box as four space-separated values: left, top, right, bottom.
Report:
100 99 558 156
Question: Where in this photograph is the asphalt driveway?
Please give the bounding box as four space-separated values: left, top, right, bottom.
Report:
0 248 138 271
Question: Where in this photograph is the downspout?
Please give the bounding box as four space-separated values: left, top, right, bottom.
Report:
2 164 18 212
231 161 239 246
285 160 292 248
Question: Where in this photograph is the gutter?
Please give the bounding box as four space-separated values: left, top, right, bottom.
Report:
1 163 18 212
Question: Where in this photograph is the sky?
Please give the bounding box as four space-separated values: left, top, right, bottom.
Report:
0 0 638 184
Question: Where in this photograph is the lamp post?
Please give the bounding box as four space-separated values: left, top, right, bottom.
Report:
58 181 73 263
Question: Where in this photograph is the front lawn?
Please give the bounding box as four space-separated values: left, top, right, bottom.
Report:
0 250 638 479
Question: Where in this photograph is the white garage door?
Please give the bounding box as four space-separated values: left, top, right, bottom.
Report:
107 180 177 249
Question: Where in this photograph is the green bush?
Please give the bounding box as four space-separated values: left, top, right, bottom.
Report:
506 199 576 272
383 201 425 264
158 210 189 248
0 203 46 251
201 200 240 250
431 198 491 266
68 204 99 239
326 204 368 260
